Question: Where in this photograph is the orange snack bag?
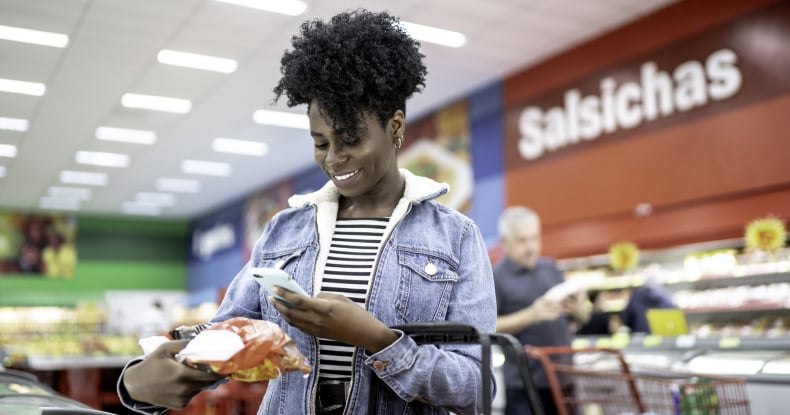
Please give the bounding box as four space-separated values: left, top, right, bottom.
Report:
176 317 311 382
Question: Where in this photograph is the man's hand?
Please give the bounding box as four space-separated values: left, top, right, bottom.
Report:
272 287 398 353
562 291 592 326
124 339 225 409
496 295 564 334
529 296 565 323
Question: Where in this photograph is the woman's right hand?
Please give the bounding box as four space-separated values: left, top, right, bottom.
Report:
123 339 225 409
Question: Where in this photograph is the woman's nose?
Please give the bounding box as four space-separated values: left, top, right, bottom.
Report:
325 144 348 166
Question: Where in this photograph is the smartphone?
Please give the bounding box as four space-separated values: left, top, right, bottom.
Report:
250 267 308 306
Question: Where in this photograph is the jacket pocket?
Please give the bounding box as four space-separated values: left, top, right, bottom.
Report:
256 247 311 321
395 249 458 323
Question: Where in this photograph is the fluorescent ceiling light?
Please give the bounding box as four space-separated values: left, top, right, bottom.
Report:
0 166 5 178
156 178 201 193
157 49 237 73
252 109 309 129
95 126 157 145
0 116 29 132
181 159 231 176
121 93 192 114
0 24 69 48
39 197 80 211
59 170 108 186
0 144 17 158
0 78 46 96
75 150 130 168
212 137 269 156
122 201 161 216
135 192 176 207
48 186 92 201
214 0 307 16
399 21 466 48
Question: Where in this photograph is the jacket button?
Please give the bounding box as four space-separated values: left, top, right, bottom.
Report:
373 360 389 371
424 262 437 276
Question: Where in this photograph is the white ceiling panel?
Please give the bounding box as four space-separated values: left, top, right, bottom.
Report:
0 0 677 218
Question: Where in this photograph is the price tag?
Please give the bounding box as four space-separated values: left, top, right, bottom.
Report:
595 337 612 348
643 335 663 348
611 333 630 349
718 337 741 348
675 335 696 348
572 338 591 349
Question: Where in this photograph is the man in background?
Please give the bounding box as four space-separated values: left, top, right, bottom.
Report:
493 206 590 415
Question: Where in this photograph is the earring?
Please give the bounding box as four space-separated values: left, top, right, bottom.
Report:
395 135 403 149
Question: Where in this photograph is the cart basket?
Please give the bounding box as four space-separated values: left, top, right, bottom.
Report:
525 346 751 415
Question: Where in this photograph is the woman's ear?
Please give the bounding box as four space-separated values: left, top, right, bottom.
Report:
390 110 405 148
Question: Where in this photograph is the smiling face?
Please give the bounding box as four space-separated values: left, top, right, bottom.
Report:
309 100 404 213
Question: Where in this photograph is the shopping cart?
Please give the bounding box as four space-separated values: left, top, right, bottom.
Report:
368 322 544 415
525 346 751 415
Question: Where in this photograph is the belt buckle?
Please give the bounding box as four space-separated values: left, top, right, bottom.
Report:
317 379 349 413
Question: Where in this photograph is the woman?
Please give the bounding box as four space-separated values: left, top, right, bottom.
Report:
119 9 496 414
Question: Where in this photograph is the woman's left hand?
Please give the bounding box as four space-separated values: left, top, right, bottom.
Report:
271 287 398 353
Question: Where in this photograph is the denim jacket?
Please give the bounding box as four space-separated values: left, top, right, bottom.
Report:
119 169 496 415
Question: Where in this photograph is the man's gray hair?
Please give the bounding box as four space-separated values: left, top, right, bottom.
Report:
498 206 540 239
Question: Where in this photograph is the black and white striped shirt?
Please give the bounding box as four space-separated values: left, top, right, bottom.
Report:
318 217 387 381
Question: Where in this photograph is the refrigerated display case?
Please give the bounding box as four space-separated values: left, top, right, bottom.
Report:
560 239 790 414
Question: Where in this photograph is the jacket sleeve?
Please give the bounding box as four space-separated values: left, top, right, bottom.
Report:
363 219 497 415
211 261 266 323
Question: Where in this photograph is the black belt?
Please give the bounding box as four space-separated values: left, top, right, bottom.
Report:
316 379 349 413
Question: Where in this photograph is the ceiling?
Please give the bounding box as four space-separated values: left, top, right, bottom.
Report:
0 0 676 220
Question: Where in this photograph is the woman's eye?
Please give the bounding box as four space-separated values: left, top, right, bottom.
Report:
314 142 328 150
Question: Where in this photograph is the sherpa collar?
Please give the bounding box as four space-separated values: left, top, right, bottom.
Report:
288 168 448 208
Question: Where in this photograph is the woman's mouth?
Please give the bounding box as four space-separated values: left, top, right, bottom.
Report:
333 169 360 181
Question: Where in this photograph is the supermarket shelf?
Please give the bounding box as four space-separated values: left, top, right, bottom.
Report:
682 305 790 318
595 305 790 316
665 271 790 291
21 355 136 370
573 333 790 352
572 334 790 385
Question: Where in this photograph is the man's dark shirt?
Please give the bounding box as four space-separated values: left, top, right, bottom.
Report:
622 283 676 333
493 257 572 389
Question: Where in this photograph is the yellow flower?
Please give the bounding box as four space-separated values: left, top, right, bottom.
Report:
609 241 640 271
744 217 787 252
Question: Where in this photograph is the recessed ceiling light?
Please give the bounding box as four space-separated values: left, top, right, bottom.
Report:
252 109 309 129
39 197 80 211
157 49 238 73
0 24 69 48
0 144 17 158
0 116 29 132
48 186 92 200
181 160 231 176
156 178 201 193
122 201 161 216
212 137 269 156
0 78 46 96
59 170 108 186
95 126 157 145
121 93 192 114
214 0 307 16
135 192 176 207
399 21 466 48
75 151 130 168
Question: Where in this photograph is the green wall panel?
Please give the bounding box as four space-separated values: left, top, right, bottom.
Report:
0 215 188 307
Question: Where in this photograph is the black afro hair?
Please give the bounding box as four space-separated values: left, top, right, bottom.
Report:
273 9 427 142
